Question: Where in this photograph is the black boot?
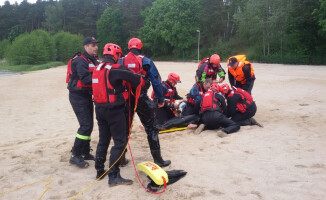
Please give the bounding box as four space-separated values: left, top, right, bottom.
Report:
70 138 89 168
151 149 171 167
82 140 95 161
250 118 263 127
108 171 133 186
96 169 107 180
69 154 89 168
95 157 106 180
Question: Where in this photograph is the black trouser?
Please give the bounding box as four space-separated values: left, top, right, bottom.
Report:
237 79 255 94
202 110 240 134
181 104 196 116
231 102 257 122
95 105 126 173
129 92 161 151
155 107 175 125
158 114 200 130
69 90 94 156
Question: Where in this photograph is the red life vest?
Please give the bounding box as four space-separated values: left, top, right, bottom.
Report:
201 90 223 112
92 63 128 105
162 81 176 104
196 57 218 82
188 83 204 105
227 87 254 113
122 52 146 76
66 53 96 88
150 81 176 104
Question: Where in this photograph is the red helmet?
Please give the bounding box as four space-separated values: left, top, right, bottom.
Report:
168 73 181 84
103 43 122 61
209 54 221 65
128 38 143 50
209 83 220 92
219 84 230 95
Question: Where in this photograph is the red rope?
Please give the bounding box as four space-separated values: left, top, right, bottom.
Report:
128 142 167 194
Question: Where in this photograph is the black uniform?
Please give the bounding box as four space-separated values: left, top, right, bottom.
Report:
123 48 170 167
68 51 99 158
201 91 240 134
94 58 141 179
228 64 255 94
226 90 257 125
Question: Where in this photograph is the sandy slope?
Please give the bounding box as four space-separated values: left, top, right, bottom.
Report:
0 62 326 200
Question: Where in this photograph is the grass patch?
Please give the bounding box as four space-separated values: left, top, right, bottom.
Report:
0 61 65 72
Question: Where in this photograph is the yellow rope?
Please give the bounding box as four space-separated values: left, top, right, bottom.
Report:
159 126 188 134
0 176 52 198
38 176 52 200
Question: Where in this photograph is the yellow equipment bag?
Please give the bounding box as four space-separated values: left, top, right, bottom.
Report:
137 161 169 185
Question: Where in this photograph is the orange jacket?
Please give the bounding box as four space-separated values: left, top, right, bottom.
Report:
227 55 254 84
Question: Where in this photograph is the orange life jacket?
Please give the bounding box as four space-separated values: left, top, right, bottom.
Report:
227 55 254 84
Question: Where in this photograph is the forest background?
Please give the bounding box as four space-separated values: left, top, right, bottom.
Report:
0 0 326 66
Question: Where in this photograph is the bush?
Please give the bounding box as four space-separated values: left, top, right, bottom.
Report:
0 39 10 59
5 30 55 65
53 31 83 62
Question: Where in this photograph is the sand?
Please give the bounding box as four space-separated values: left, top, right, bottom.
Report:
0 62 326 200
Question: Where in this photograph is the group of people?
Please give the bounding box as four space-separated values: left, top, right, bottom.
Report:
67 37 170 186
66 36 262 187
153 54 262 135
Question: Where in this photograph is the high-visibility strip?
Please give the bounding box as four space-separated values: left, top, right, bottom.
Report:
76 133 91 140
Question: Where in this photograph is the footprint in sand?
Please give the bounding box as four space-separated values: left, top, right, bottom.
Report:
209 189 224 196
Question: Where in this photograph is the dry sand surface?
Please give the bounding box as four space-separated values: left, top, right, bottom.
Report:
0 62 326 200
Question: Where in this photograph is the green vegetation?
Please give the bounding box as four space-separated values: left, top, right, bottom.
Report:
0 61 65 72
97 8 127 55
0 0 325 65
5 30 55 65
0 39 10 59
53 31 83 62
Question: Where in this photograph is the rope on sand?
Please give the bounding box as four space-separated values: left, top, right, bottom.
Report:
0 176 52 199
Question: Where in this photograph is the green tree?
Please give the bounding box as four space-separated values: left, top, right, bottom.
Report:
5 30 54 64
54 31 83 62
0 39 10 59
314 0 326 35
43 3 64 33
96 7 127 54
8 25 23 42
140 0 201 57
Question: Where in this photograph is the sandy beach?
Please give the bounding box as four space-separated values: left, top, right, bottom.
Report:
0 62 326 200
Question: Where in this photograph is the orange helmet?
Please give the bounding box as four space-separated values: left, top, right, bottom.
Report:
168 73 181 84
209 54 221 65
128 38 143 50
219 84 230 95
209 83 220 92
103 43 122 61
